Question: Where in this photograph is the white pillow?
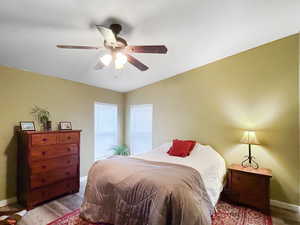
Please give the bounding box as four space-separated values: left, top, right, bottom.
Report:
154 142 172 152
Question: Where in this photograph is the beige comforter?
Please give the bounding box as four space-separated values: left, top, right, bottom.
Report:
80 156 214 225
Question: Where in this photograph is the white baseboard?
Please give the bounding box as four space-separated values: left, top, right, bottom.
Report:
0 196 17 208
271 199 300 213
80 176 87 182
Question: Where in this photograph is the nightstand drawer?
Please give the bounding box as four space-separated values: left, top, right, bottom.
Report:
232 171 266 190
231 171 268 209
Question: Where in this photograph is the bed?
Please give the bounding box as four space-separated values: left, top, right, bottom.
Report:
80 142 226 225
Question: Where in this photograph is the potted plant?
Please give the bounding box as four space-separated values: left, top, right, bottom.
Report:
111 145 130 156
31 105 51 131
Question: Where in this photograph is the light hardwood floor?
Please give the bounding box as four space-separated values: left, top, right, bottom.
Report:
1 180 299 225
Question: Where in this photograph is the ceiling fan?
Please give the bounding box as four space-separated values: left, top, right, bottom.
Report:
56 24 168 71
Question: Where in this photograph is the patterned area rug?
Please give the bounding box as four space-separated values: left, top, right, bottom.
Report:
47 201 272 225
212 201 272 225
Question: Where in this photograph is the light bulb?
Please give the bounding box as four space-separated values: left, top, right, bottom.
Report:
115 52 127 70
100 54 112 66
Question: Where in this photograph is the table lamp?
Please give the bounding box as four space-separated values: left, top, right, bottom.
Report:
240 131 260 169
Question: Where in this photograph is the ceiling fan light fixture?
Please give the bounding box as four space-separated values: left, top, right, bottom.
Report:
115 52 127 69
100 54 112 66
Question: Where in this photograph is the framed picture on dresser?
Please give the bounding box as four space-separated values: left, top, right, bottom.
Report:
59 121 72 130
20 121 36 131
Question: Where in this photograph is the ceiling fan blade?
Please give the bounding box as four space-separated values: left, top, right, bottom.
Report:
56 45 100 50
126 45 168 54
96 25 117 47
94 61 105 70
125 54 149 71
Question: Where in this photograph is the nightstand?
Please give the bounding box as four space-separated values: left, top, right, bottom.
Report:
224 164 272 214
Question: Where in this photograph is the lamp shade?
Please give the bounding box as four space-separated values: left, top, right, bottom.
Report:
240 131 260 145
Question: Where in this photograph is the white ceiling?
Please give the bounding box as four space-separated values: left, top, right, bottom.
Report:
1 1 300 92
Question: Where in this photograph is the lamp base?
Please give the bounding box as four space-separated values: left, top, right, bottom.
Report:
241 156 259 169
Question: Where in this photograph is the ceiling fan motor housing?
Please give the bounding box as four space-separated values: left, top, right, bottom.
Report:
110 24 122 35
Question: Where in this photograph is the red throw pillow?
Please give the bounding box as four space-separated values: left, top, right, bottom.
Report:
185 140 197 152
167 139 196 157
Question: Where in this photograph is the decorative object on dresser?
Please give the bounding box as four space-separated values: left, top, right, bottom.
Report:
240 130 260 168
224 164 272 214
59 122 72 130
17 130 81 210
31 106 52 131
20 122 36 131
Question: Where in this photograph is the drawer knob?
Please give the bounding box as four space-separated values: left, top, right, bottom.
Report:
42 138 48 142
42 165 47 169
67 148 71 152
67 160 71 164
41 179 46 183
42 152 46 156
67 136 71 140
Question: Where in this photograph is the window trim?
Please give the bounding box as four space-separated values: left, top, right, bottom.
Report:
129 104 153 155
94 102 119 161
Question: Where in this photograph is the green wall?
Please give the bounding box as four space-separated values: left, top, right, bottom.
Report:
125 34 300 205
0 66 124 201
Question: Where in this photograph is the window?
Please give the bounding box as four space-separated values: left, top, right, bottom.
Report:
130 104 153 155
94 103 118 160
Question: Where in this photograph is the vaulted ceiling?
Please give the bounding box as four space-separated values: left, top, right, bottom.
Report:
1 1 300 92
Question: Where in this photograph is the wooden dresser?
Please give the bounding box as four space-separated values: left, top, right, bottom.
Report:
224 164 272 214
17 130 81 209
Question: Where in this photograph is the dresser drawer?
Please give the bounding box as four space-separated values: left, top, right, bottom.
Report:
28 179 77 206
31 134 57 146
57 132 80 144
30 155 78 174
30 144 78 161
30 166 77 189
